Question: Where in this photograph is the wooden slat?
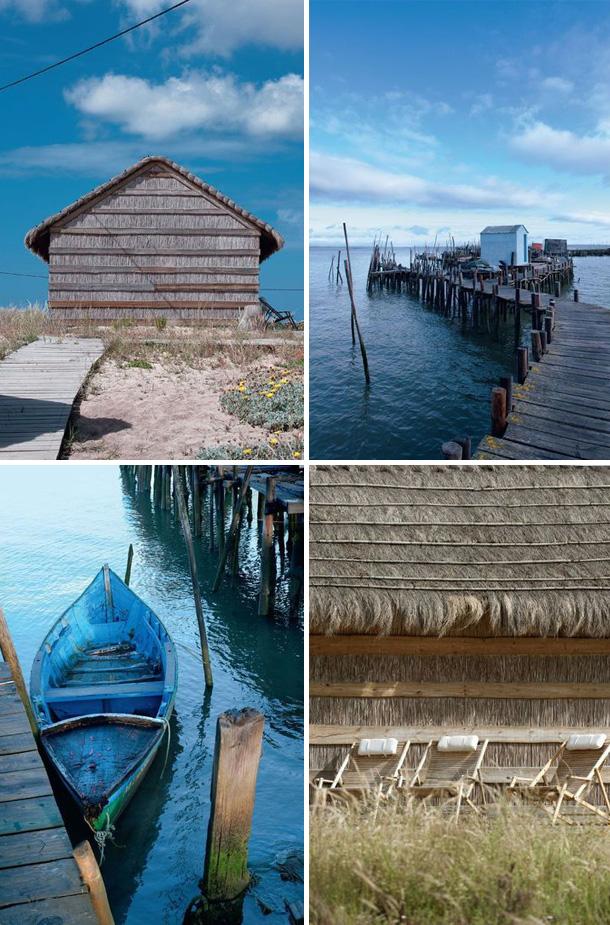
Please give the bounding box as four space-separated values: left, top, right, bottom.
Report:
0 752 43 775
0 828 73 869
49 300 247 309
0 893 98 924
56 227 259 237
0 858 85 907
49 266 259 275
311 681 610 699
49 248 258 257
0 735 37 758
310 636 610 657
0 768 53 803
0 670 10 684
0 796 63 837
310 725 610 746
49 282 259 293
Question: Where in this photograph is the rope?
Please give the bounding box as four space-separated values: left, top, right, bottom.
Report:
86 813 118 866
161 717 172 776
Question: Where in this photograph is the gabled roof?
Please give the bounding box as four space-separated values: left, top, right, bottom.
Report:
481 224 528 234
310 464 610 638
25 155 284 263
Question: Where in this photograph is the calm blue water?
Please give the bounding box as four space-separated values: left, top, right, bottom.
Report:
309 245 517 460
572 255 610 306
0 466 303 925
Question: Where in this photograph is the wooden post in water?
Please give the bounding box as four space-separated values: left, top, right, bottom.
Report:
516 346 529 384
124 544 134 586
213 468 253 591
441 441 463 460
491 387 507 437
500 375 513 413
172 466 213 689
544 314 553 345
574 288 579 302
531 330 543 363
343 223 371 385
258 477 276 617
192 468 202 538
0 608 38 737
202 709 264 902
73 841 115 925
454 436 472 460
514 285 521 348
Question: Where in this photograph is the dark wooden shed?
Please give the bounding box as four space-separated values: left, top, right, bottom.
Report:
25 156 284 321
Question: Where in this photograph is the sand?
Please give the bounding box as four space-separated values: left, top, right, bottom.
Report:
68 355 298 459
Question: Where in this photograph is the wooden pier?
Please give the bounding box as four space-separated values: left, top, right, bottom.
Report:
0 660 102 923
0 336 104 460
477 292 610 459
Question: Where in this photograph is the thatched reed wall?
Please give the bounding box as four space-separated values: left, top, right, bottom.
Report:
310 465 610 637
25 156 283 321
310 465 610 787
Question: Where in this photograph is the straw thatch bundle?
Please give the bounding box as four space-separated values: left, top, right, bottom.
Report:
310 465 610 638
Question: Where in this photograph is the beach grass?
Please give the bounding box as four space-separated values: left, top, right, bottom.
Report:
310 797 610 925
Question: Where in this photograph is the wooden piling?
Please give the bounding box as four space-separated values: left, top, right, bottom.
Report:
516 346 529 384
343 224 371 385
73 841 115 925
172 466 213 688
0 608 37 737
574 288 580 302
455 436 472 460
124 544 134 586
491 387 507 437
213 467 253 591
544 314 553 344
193 469 202 538
531 330 543 363
258 476 276 617
500 375 513 412
202 709 264 902
441 441 463 460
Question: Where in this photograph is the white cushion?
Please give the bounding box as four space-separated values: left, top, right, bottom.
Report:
357 738 398 757
438 735 479 752
566 734 606 751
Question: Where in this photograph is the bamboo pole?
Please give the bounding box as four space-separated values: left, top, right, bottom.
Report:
0 608 37 737
73 841 115 925
192 467 201 538
202 709 264 902
258 477 276 617
343 223 371 384
124 544 134 586
172 466 213 688
212 467 254 591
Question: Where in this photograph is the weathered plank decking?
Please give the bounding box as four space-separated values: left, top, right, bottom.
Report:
476 292 610 460
0 661 99 923
0 336 104 459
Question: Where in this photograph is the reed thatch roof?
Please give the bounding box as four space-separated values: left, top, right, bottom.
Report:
24 155 284 263
310 465 610 638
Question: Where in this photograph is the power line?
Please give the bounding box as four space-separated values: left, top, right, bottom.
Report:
0 270 47 278
0 0 193 93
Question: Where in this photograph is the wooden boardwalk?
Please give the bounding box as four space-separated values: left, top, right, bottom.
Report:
0 661 99 923
476 293 610 460
0 337 104 460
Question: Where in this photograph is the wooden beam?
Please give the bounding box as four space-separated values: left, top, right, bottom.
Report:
309 636 610 657
309 724 610 746
49 267 259 276
311 681 610 699
56 228 259 237
49 249 258 257
49 301 246 309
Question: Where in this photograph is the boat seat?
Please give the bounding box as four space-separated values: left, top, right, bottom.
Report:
45 680 164 703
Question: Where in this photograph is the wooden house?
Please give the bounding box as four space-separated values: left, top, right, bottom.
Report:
310 464 610 801
25 156 284 322
480 224 528 267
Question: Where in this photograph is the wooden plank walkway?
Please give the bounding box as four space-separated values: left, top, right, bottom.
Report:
474 290 610 459
0 336 104 460
0 662 99 923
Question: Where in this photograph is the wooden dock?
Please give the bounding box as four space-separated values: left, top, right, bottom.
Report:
476 292 610 460
0 660 100 923
0 336 104 460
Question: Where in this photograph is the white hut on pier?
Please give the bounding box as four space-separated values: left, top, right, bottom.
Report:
480 225 528 267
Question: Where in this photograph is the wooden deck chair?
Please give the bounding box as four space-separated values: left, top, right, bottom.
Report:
509 734 610 824
314 738 411 797
400 735 489 819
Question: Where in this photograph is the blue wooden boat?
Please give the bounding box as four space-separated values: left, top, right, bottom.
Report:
30 565 177 832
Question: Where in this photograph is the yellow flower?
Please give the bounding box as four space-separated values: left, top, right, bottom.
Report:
265 392 274 398
292 451 301 459
238 385 246 393
243 448 253 455
269 437 278 446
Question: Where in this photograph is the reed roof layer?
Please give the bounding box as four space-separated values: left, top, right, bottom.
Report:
310 465 610 638
25 155 284 263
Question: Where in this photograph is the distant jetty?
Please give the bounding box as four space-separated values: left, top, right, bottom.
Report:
568 247 610 257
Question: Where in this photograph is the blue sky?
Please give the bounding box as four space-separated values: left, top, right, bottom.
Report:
311 0 610 247
0 0 303 314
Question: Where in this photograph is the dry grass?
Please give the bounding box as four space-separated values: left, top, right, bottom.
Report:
0 305 59 358
310 798 610 925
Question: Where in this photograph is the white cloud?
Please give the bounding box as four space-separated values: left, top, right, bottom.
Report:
510 120 610 176
115 0 303 57
0 0 68 20
549 210 610 228
541 76 573 94
470 93 493 117
64 71 303 141
310 152 547 211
